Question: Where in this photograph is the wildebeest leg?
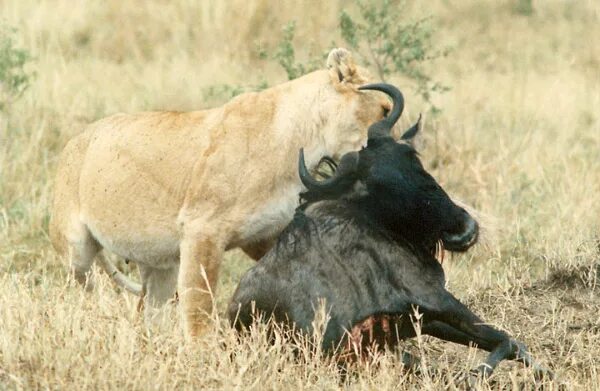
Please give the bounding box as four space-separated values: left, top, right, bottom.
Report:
426 295 551 379
422 320 513 377
179 231 225 337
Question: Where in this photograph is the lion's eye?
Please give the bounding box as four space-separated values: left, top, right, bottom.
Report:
383 107 390 117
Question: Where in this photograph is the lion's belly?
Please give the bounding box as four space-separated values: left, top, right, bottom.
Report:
81 201 181 267
78 119 203 267
235 183 303 249
87 221 180 268
80 179 182 267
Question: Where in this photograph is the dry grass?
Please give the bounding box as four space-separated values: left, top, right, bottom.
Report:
1 0 599 389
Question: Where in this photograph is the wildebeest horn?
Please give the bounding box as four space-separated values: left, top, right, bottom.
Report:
401 113 422 141
358 83 405 140
298 148 359 193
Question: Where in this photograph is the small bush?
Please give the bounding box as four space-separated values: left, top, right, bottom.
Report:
0 25 33 111
340 0 449 110
267 21 323 81
512 0 534 16
201 79 269 106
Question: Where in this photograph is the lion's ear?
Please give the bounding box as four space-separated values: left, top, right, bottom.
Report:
327 48 359 85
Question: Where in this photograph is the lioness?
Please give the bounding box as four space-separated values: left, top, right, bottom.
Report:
50 48 391 336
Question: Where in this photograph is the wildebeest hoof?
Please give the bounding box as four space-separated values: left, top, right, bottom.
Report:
475 363 494 378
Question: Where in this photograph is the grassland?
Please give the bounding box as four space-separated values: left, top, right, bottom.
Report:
1 1 599 389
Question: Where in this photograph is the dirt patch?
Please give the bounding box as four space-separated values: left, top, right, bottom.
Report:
538 262 599 291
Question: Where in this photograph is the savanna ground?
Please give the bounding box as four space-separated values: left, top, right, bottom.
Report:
1 1 599 389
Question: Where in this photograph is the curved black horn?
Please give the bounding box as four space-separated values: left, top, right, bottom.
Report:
358 83 405 140
298 148 359 193
401 113 422 141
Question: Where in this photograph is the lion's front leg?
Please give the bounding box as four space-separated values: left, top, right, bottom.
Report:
178 230 225 338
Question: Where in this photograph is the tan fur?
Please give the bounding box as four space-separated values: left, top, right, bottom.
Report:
49 48 390 337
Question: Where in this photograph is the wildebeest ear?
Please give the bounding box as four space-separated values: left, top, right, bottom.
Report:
327 48 357 84
401 114 422 142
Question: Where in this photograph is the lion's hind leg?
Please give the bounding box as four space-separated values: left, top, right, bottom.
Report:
138 263 179 329
66 222 101 291
50 129 99 289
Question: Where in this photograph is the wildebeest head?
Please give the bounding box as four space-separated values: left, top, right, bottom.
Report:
299 83 478 252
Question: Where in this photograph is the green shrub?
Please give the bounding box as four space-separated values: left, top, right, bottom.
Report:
513 0 534 16
0 25 33 111
201 79 269 106
266 21 323 81
340 0 448 110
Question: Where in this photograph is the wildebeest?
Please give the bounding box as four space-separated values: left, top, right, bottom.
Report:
49 48 392 336
229 83 551 380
